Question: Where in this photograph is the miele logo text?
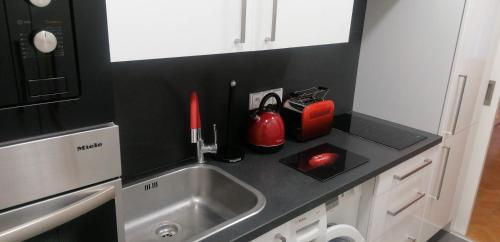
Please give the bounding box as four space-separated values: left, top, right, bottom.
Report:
77 143 103 152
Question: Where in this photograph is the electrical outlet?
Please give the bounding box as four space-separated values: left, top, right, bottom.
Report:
248 88 283 110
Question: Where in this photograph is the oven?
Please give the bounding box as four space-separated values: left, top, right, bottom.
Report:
0 0 113 144
0 124 124 242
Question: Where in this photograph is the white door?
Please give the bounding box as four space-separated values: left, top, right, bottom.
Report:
419 129 470 241
452 20 500 233
106 0 252 62
254 0 354 50
440 0 500 137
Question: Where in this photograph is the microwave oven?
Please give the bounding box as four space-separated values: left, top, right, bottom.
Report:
0 0 114 144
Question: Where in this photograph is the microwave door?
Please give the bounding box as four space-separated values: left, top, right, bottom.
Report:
0 182 120 242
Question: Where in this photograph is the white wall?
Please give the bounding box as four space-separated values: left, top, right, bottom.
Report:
353 0 465 133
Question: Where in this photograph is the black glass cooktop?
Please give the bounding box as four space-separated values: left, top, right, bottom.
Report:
280 143 369 182
333 113 427 150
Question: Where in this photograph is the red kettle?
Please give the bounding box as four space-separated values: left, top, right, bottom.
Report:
248 93 285 152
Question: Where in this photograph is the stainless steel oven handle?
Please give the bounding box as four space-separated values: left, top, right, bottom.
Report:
432 146 451 200
0 186 115 242
265 0 278 42
234 0 247 44
387 192 426 217
448 74 467 135
393 159 433 181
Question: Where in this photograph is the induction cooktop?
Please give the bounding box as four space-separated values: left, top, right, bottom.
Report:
280 143 369 182
333 113 427 150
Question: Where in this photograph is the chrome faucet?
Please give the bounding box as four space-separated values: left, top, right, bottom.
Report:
192 124 218 163
190 92 218 163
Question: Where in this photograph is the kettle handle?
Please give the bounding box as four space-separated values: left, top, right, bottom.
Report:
259 93 282 112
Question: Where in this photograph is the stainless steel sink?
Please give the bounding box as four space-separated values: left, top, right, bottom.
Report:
122 164 266 242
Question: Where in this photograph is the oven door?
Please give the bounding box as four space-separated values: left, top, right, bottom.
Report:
0 179 123 242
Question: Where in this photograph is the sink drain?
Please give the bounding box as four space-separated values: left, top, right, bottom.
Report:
152 222 181 240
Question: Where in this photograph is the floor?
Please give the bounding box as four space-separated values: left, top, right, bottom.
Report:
429 230 471 242
467 124 500 242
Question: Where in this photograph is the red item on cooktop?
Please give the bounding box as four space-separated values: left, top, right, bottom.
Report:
308 153 339 169
280 143 369 182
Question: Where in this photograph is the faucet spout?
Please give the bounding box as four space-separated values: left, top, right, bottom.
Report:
190 92 218 163
190 92 201 143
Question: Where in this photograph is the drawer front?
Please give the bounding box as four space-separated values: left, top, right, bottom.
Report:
373 213 422 242
375 150 434 196
368 163 430 240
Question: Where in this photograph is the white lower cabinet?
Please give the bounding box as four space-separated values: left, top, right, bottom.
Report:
367 151 433 242
419 130 470 241
373 213 422 242
367 126 472 242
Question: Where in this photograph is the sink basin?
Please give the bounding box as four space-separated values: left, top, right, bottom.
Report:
122 164 266 242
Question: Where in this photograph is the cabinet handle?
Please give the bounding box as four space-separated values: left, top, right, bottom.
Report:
234 0 247 44
483 80 496 106
265 0 278 42
407 235 417 242
274 233 287 242
394 159 433 181
433 146 451 200
387 192 426 217
448 74 467 135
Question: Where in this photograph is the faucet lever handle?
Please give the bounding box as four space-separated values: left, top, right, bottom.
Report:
212 124 218 146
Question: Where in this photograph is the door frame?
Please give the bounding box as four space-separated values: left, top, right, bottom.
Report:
451 15 500 234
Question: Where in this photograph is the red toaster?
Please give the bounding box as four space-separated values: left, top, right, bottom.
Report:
283 87 335 141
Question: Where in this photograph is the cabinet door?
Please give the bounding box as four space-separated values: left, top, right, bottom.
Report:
419 130 470 241
373 214 422 242
440 0 500 136
106 0 252 62
253 0 354 50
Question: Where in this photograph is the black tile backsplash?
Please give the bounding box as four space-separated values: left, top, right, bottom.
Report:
113 0 367 182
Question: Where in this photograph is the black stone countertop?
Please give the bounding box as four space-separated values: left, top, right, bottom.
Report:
193 113 442 241
200 113 442 241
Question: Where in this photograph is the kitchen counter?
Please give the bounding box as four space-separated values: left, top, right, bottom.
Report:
125 113 442 242
199 114 441 241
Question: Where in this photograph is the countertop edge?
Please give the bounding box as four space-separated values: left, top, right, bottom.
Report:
231 136 443 241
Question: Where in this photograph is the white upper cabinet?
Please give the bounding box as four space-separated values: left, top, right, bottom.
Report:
106 0 252 62
106 0 354 62
253 0 354 50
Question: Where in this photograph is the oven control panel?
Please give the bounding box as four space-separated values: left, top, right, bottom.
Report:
0 0 80 108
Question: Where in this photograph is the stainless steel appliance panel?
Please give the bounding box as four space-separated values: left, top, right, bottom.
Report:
0 124 121 210
0 179 124 242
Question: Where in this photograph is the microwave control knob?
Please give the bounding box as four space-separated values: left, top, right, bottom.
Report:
33 31 58 53
30 0 51 7
274 233 287 242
